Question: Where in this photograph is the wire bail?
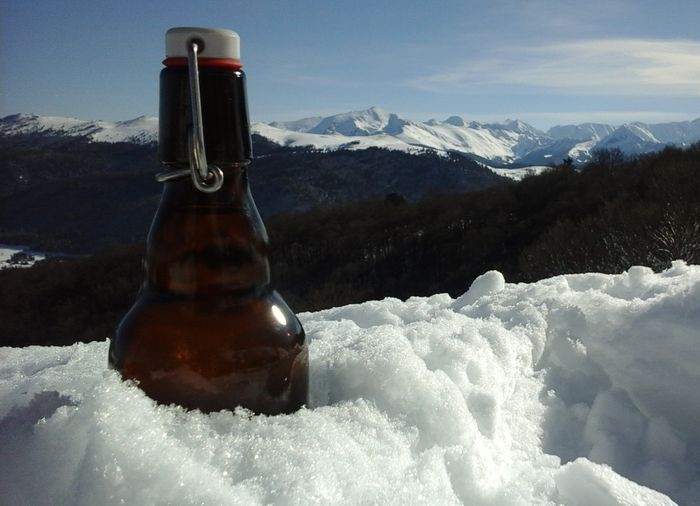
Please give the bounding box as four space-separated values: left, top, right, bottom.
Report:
155 41 225 191
186 40 224 193
156 39 231 193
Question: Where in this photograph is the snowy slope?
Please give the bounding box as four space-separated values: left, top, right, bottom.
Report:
0 113 158 144
647 118 700 145
308 106 409 136
269 116 325 132
3 110 700 165
255 108 700 164
595 123 664 154
2 262 699 505
548 123 618 142
256 107 550 163
487 164 551 181
252 122 429 154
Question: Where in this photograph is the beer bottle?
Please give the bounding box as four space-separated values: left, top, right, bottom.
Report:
108 27 308 415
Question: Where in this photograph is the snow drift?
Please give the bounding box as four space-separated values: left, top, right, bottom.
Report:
2 262 699 505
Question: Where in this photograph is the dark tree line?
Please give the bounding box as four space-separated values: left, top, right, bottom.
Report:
519 146 700 278
1 143 699 346
268 144 700 309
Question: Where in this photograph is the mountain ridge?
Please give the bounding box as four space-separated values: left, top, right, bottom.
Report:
2 109 699 165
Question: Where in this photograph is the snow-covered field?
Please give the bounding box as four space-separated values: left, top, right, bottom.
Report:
2 263 699 505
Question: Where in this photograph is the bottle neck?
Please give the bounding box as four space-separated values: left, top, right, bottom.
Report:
158 162 253 207
149 62 263 297
159 65 252 166
146 165 270 297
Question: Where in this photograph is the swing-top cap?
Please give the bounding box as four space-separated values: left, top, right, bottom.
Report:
165 27 240 60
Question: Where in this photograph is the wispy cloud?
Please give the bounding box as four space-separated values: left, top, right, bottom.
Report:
407 38 700 96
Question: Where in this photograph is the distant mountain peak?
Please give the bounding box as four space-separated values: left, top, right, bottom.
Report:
597 123 662 152
3 110 700 166
486 119 543 136
0 113 158 144
443 115 466 127
308 106 407 136
504 118 526 128
366 105 388 115
118 115 154 125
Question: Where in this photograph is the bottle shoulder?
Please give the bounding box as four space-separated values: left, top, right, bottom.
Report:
113 288 304 351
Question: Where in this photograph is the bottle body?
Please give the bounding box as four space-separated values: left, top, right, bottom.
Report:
109 52 308 415
110 291 308 414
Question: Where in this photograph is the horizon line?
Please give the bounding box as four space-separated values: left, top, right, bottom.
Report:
2 109 699 131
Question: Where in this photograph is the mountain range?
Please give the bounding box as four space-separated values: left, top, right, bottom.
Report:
2 108 699 166
0 113 158 144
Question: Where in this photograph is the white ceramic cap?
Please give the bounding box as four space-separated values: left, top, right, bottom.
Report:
165 27 240 59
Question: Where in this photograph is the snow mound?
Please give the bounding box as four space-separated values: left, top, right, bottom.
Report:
2 262 700 505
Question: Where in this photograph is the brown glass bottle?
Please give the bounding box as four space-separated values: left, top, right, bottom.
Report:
108 28 308 415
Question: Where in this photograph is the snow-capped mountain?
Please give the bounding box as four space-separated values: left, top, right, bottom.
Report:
0 113 158 144
3 109 699 165
594 123 663 154
251 107 700 164
310 107 409 136
547 123 617 142
254 107 553 163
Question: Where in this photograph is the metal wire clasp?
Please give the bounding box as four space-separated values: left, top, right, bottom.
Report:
186 40 223 193
156 39 224 193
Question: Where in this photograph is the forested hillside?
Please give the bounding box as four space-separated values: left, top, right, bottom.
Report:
1 144 698 346
0 134 502 252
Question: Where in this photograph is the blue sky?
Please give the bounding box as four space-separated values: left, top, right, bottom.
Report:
1 0 699 128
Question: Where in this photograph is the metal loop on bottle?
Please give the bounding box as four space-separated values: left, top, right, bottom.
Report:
188 129 224 193
156 39 224 193
187 40 224 193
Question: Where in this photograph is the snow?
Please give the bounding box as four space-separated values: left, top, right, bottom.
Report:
647 119 700 146
253 108 700 164
269 115 325 133
397 122 521 161
255 109 700 164
547 123 617 142
0 113 158 144
308 106 408 136
555 459 676 506
4 110 700 164
251 122 430 155
597 124 661 151
90 116 158 144
0 245 46 270
568 139 597 161
255 107 545 163
487 165 552 181
2 262 699 505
